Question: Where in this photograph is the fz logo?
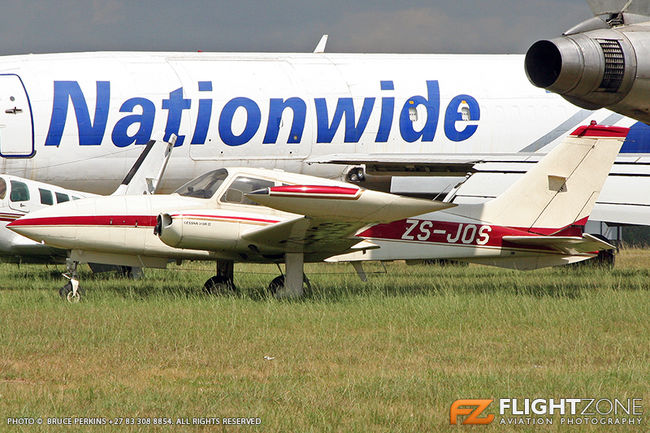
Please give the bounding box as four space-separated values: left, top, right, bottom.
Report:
450 399 494 425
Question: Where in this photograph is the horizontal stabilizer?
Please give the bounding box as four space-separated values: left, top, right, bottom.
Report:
502 233 615 255
247 185 455 223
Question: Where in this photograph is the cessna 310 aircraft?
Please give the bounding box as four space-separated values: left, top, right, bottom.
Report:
8 123 625 300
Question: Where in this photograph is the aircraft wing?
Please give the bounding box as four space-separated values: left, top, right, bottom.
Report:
306 153 543 176
241 216 374 255
243 185 453 255
307 152 650 176
502 233 615 255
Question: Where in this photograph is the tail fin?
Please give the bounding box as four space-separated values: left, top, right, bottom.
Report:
111 135 176 196
476 124 628 231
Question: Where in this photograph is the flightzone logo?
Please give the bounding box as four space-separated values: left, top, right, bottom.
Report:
450 398 644 426
450 399 494 425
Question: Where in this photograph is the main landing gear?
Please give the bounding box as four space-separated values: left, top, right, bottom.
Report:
267 272 311 296
268 253 310 298
60 259 82 303
203 260 237 294
204 254 312 298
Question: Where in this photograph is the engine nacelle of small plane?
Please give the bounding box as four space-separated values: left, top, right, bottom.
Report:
155 211 241 251
525 20 650 123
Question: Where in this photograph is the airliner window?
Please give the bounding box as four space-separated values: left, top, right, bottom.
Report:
175 169 229 198
461 106 471 121
56 192 70 203
39 188 54 206
0 178 6 200
9 181 29 202
221 177 274 205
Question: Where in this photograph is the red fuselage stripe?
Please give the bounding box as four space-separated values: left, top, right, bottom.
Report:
8 215 158 227
9 213 282 227
269 185 359 195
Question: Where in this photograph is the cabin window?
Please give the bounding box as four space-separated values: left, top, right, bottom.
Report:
408 106 418 121
221 177 275 206
39 188 54 205
461 106 471 121
175 169 229 199
0 178 6 200
72 196 81 200
9 181 29 202
55 192 70 203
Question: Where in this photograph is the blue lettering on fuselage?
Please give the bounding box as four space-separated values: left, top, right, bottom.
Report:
399 80 440 142
44 80 481 148
112 97 155 147
45 81 110 146
314 97 375 143
264 98 306 144
219 97 261 146
444 94 480 141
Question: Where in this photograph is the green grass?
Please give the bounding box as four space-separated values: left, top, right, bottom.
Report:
0 250 648 432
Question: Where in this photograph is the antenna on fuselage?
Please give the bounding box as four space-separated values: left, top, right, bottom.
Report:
313 34 328 53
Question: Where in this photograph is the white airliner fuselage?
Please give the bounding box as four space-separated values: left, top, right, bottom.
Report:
0 51 641 195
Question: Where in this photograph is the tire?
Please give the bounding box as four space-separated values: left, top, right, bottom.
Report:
59 281 83 303
267 275 285 295
267 274 311 295
203 275 236 294
585 234 616 268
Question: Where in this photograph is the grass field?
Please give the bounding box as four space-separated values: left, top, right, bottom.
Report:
0 249 648 432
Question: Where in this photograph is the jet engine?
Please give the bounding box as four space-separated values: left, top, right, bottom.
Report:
525 14 650 124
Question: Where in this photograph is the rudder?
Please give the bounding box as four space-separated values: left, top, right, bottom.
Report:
474 123 628 231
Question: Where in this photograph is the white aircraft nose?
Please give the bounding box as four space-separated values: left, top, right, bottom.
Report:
7 201 81 248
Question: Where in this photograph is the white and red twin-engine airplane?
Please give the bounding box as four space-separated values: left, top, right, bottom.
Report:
8 124 626 299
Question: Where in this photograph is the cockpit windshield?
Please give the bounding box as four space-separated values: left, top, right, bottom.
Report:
220 176 275 205
174 169 229 198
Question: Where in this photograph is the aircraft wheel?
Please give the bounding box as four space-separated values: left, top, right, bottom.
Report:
203 275 236 294
577 234 616 268
59 281 82 303
593 248 616 268
267 274 312 295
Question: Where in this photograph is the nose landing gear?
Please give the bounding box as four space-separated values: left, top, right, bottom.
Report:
60 259 82 303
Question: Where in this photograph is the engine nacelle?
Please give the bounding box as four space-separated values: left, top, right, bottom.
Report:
525 22 650 123
155 211 239 251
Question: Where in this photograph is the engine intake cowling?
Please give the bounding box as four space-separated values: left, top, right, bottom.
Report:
525 24 650 123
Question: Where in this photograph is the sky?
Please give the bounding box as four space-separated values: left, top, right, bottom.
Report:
0 0 594 55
